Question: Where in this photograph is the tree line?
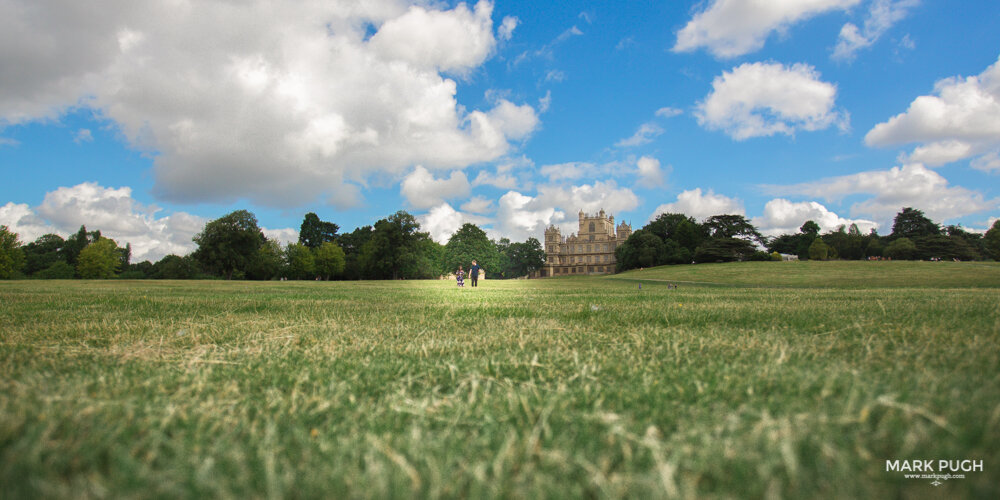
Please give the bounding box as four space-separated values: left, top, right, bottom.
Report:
0 209 545 280
614 207 1000 272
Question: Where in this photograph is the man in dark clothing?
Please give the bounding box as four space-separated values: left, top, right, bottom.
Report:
469 259 481 287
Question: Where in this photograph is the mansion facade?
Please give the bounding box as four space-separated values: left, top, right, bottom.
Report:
536 209 632 277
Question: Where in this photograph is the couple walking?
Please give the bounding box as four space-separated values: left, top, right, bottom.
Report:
456 260 481 288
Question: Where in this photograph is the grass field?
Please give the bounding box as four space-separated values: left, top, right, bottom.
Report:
1 261 999 498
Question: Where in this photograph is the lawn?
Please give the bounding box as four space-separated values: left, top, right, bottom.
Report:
1 261 998 498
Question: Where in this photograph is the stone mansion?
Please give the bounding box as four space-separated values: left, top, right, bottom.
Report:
536 209 632 277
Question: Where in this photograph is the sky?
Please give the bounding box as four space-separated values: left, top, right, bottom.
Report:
1 0 999 262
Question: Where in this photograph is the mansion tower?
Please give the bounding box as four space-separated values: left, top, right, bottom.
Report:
537 209 631 277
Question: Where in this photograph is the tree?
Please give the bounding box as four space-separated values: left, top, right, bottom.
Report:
247 238 284 280
884 237 917 260
22 233 65 275
35 261 75 279
985 220 1000 260
285 243 317 279
358 211 429 279
314 241 346 280
703 215 764 245
152 255 200 279
339 225 374 280
192 210 264 279
800 220 821 237
298 212 339 249
808 238 830 261
77 237 121 279
0 225 26 279
891 207 940 239
503 237 546 278
444 223 502 278
693 238 758 263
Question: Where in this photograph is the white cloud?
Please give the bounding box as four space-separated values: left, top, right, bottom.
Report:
832 0 918 62
696 62 848 140
545 70 566 83
615 122 664 148
651 188 744 221
0 137 20 148
0 202 57 243
498 16 519 41
767 163 998 224
751 198 878 236
417 203 492 243
540 162 597 181
865 55 1000 168
73 128 93 143
971 151 1000 173
400 166 470 210
495 191 564 242
494 181 638 241
460 196 494 214
636 156 666 187
673 0 861 59
0 182 223 261
262 227 299 246
538 90 552 113
655 107 683 118
0 1 537 208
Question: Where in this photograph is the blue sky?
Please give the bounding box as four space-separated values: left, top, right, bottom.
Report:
2 0 999 261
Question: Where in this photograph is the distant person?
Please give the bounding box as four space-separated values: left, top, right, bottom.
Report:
469 259 482 287
456 265 465 287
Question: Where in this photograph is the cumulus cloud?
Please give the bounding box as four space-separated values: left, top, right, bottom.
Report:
494 181 639 241
636 156 666 187
651 188 744 221
495 191 564 242
615 122 664 148
766 163 998 224
460 196 494 214
400 166 470 210
73 129 93 143
0 0 537 208
832 0 918 62
540 162 598 181
865 55 1000 168
751 198 878 236
0 182 217 261
673 0 861 58
696 62 849 140
498 16 519 41
418 203 492 243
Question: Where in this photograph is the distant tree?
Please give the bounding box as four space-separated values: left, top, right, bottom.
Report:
314 241 346 280
358 211 430 279
891 207 940 239
298 212 339 249
703 214 764 245
121 260 154 279
339 225 374 280
444 223 501 278
22 233 65 275
192 210 264 279
985 220 1000 260
35 261 75 279
693 238 758 263
808 238 830 261
61 225 100 266
503 237 546 278
0 225 26 279
285 243 317 279
884 237 917 260
153 255 200 279
912 235 981 261
247 238 284 280
77 237 121 279
800 220 821 237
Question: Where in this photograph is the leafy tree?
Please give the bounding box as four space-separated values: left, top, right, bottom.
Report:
808 238 830 260
153 255 200 279
891 207 940 239
444 223 501 278
285 243 317 279
912 235 981 261
884 237 917 260
673 219 706 252
985 220 1000 260
703 214 764 245
314 241 346 280
192 210 264 279
77 237 121 279
503 237 546 278
121 260 154 279
357 211 431 279
22 233 65 275
35 260 75 279
800 220 821 237
693 238 758 263
247 238 284 280
299 212 339 249
0 225 26 279
339 225 374 280
61 225 101 266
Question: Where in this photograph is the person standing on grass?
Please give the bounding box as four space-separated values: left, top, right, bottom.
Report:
469 259 482 287
456 265 465 287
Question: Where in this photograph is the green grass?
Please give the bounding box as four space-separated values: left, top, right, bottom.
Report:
1 262 998 498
